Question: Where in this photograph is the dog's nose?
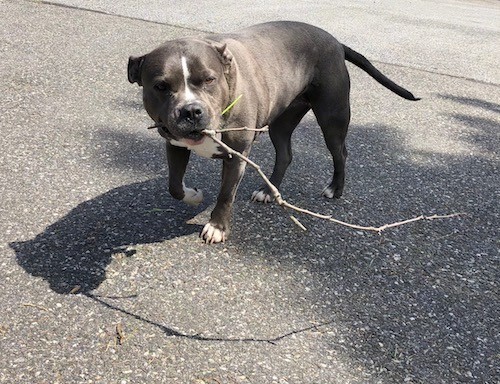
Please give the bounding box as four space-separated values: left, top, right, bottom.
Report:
178 102 204 123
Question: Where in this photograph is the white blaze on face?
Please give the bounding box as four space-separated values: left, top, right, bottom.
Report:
169 56 223 158
181 56 196 102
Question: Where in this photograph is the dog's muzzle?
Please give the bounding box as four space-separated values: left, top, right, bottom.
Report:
157 102 211 143
176 102 205 124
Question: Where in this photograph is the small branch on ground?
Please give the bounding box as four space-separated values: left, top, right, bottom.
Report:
116 323 125 345
202 128 464 233
290 215 307 231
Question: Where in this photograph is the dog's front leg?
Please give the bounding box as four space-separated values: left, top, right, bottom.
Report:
201 156 247 244
166 142 203 206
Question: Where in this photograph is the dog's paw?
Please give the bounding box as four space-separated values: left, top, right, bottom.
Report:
200 222 226 244
322 185 342 199
322 186 335 199
182 186 204 206
251 189 273 203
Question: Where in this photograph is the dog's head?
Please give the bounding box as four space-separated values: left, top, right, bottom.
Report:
128 39 233 144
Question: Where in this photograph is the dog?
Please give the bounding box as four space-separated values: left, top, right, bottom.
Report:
128 21 419 243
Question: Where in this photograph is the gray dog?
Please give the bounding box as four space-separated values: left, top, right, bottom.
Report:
128 21 419 243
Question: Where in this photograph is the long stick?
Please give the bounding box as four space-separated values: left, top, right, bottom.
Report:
215 126 269 133
202 128 464 233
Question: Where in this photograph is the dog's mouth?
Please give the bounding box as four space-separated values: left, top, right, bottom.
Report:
154 124 205 144
184 130 204 142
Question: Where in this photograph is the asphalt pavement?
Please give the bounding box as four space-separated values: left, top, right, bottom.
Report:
1 0 499 383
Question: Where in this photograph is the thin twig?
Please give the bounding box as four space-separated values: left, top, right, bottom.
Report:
201 128 464 233
281 201 464 233
290 215 307 231
214 125 269 133
203 129 283 199
116 323 125 345
221 94 243 116
69 285 81 294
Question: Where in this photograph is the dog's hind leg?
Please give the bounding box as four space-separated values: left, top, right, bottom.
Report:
317 109 350 198
252 100 311 203
309 73 351 199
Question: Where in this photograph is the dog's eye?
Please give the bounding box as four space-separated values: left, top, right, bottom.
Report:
154 82 170 92
204 76 216 85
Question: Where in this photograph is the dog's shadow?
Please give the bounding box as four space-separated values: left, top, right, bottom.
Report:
10 178 201 294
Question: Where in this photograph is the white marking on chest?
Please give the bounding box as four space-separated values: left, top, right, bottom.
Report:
170 134 223 159
181 56 196 101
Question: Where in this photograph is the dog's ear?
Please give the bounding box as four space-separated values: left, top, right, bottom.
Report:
128 55 145 86
213 43 233 73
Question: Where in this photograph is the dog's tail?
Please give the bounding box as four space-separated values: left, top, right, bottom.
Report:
343 45 420 101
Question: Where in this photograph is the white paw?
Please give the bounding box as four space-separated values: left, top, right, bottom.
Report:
200 223 226 244
182 185 204 206
251 190 273 203
322 186 334 199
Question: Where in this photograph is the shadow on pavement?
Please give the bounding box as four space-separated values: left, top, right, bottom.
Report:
85 292 336 344
437 93 500 114
10 178 201 294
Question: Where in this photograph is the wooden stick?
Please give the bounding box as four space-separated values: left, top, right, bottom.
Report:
214 126 269 133
202 128 464 233
290 215 307 231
